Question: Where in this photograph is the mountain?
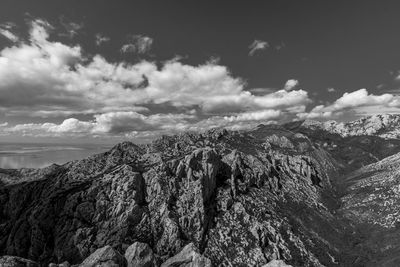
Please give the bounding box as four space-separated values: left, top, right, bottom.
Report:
339 152 400 266
295 114 400 139
1 115 400 266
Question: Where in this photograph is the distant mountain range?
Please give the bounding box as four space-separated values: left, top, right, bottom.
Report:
299 114 400 139
2 115 400 266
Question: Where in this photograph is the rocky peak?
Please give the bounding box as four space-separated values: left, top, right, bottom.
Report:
298 114 400 139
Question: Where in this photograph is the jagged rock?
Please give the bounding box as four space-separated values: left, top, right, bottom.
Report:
0 160 150 265
0 255 39 266
79 245 126 267
124 242 156 267
263 260 293 267
48 262 70 267
144 148 223 258
160 243 211 267
298 114 400 139
4 122 400 266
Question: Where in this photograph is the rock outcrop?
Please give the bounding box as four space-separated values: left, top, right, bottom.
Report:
124 242 156 267
79 245 125 267
160 243 211 267
296 114 400 139
338 152 400 266
263 260 293 267
0 255 39 267
2 120 400 266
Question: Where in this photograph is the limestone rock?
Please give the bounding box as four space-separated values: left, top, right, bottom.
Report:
299 114 400 139
160 243 211 267
124 242 156 267
48 262 70 267
79 245 126 267
263 260 293 267
0 256 39 267
3 122 400 266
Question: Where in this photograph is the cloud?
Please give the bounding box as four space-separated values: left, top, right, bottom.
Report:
224 110 281 122
3 109 281 139
0 19 313 140
0 19 83 112
0 22 16 30
95 33 110 46
327 87 336 93
275 42 285 51
0 22 19 42
298 88 400 119
247 88 275 95
283 79 299 91
0 29 19 42
331 89 394 110
59 16 83 38
0 19 307 117
201 89 309 114
121 34 153 54
248 40 269 56
4 112 195 137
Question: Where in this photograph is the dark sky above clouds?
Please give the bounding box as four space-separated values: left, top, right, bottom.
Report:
1 0 400 143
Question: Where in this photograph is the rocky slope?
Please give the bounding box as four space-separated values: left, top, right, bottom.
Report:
339 152 400 267
1 118 400 266
295 114 400 139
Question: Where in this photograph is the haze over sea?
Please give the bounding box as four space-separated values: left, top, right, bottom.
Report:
0 143 112 169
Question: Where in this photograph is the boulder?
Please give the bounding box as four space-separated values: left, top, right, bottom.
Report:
124 242 156 267
262 260 293 267
79 245 126 267
48 262 70 267
161 243 211 267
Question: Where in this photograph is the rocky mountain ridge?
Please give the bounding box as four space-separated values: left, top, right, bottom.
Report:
298 114 400 139
2 115 400 266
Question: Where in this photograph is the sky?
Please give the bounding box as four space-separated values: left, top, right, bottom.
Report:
1 0 400 143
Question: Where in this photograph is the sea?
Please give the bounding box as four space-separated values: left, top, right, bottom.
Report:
0 143 113 169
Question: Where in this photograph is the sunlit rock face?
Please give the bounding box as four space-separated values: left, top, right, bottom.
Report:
2 121 400 266
339 152 400 266
298 114 400 139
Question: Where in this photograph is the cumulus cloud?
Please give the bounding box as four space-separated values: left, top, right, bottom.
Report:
59 17 83 38
121 34 153 54
95 33 110 46
4 110 281 139
284 79 299 91
298 88 400 119
224 110 281 122
202 89 309 114
0 19 83 113
248 40 269 56
4 112 195 137
0 19 313 140
0 21 310 116
275 42 285 51
327 87 336 93
0 22 19 42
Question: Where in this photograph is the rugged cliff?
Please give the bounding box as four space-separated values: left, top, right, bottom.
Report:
1 120 400 266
